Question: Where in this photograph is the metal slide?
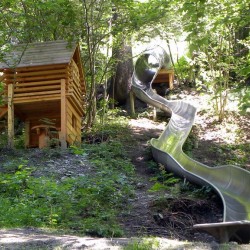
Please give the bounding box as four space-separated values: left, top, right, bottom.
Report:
131 46 250 243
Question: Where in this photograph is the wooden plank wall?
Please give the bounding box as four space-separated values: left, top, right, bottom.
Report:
66 100 82 145
3 64 68 104
1 58 85 147
153 69 174 89
68 60 84 116
66 59 84 146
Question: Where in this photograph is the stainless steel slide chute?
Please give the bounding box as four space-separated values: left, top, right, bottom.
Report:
131 46 250 243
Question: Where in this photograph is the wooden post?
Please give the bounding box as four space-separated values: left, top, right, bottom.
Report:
153 107 157 122
168 70 174 89
60 79 67 149
24 120 30 148
152 89 157 121
7 83 14 148
129 91 135 117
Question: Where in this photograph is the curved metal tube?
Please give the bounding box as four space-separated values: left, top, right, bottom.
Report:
131 46 250 243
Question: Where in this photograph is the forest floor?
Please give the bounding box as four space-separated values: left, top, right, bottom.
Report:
0 86 249 249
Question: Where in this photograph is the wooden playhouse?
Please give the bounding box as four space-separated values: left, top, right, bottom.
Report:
0 40 86 148
152 68 174 95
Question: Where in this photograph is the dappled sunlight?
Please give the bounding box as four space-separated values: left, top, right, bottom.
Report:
129 117 166 130
174 90 250 145
0 229 215 249
195 111 249 144
0 229 125 249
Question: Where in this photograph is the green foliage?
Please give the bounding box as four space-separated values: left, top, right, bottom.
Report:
147 160 215 199
218 143 250 166
7 119 26 149
83 108 131 144
183 131 197 157
0 160 133 236
14 131 25 149
0 0 80 43
124 237 160 250
174 55 192 83
69 145 85 155
179 182 214 199
238 88 250 114
1 158 29 173
179 0 250 121
148 164 181 193
84 140 135 179
0 113 135 236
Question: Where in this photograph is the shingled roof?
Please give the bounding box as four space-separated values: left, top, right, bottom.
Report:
0 40 78 69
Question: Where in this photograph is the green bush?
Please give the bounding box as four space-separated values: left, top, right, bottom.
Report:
174 55 192 82
0 163 133 236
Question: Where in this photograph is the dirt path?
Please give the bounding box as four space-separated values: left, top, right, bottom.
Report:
119 118 169 237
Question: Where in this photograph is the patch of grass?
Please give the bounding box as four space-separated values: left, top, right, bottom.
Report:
124 237 160 250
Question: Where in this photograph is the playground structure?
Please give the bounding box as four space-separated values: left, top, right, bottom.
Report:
0 40 86 148
131 46 250 243
152 68 174 95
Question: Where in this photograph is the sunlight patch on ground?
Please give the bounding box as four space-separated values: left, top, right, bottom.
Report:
0 230 123 249
129 118 166 130
0 230 217 249
175 91 248 145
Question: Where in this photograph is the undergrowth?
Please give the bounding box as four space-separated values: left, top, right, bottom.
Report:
147 161 214 200
0 109 135 237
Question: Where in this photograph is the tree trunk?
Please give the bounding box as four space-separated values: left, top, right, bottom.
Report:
109 42 133 107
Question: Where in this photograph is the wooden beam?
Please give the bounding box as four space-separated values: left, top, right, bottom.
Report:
16 63 67 72
14 85 60 93
14 90 61 97
129 91 135 117
153 69 174 89
13 79 60 87
67 92 84 116
60 79 67 149
5 73 68 83
14 68 67 77
7 83 14 148
13 95 61 104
